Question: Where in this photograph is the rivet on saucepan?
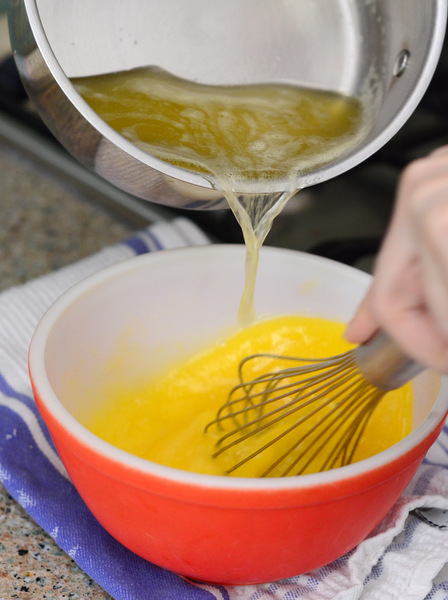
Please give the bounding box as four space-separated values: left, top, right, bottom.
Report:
393 50 410 78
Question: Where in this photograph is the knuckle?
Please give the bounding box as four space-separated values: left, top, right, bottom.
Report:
423 201 448 240
401 158 430 188
401 153 448 213
408 176 448 220
368 287 393 328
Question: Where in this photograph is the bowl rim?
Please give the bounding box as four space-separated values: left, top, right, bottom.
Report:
28 245 448 491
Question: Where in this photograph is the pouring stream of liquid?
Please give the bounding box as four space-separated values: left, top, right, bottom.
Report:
74 66 372 321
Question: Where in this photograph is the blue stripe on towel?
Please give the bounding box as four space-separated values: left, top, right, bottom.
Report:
122 236 150 255
0 372 55 448
0 371 217 600
144 228 164 250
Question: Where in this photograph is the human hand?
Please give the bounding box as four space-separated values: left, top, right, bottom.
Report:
345 146 448 373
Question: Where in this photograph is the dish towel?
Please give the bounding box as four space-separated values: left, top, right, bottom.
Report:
1 217 448 600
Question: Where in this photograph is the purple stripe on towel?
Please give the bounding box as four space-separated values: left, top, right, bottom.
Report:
0 371 216 600
123 236 149 255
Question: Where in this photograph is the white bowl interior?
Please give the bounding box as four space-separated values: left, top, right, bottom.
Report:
38 246 440 430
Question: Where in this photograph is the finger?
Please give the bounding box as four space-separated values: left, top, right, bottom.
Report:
430 145 448 158
379 304 448 373
344 287 379 343
416 182 448 338
358 259 448 370
346 149 448 370
367 154 448 334
345 211 415 344
397 151 448 215
365 229 448 372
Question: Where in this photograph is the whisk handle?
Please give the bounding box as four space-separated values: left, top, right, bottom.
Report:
354 330 424 390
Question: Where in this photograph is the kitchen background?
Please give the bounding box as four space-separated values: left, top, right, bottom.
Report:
0 7 448 597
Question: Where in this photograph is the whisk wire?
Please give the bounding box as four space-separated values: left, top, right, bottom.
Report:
286 384 384 476
206 333 417 477
211 351 357 433
227 369 375 476
237 350 356 379
263 375 369 476
211 368 352 452
332 388 383 467
216 362 374 475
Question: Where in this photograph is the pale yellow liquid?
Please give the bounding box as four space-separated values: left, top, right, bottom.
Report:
74 67 370 322
86 315 413 478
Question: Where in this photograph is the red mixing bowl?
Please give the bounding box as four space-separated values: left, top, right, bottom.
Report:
28 246 448 584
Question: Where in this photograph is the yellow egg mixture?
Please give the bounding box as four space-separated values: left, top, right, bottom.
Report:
86 315 413 478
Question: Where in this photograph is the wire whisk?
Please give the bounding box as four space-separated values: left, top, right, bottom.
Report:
205 331 424 477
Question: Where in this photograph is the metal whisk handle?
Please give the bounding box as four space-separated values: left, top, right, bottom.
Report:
354 330 424 391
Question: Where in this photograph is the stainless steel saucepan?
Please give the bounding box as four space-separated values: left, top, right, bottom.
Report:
8 0 447 209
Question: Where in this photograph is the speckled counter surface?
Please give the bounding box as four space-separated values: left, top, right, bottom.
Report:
0 489 111 599
0 136 135 598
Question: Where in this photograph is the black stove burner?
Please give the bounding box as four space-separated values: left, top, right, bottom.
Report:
0 55 55 141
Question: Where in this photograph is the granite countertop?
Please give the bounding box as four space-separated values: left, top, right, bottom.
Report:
0 136 134 598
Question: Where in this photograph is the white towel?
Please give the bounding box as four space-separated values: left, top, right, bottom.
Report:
1 217 448 600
